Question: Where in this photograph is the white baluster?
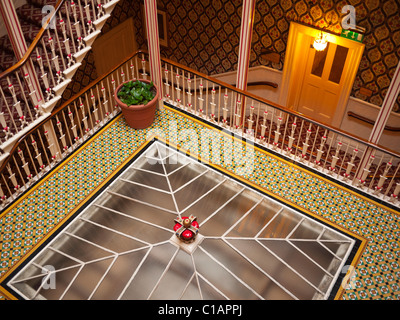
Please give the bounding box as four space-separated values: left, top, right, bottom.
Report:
328 138 342 174
59 12 75 68
222 89 229 127
84 0 95 34
0 112 12 139
71 1 86 51
356 151 375 187
186 73 192 111
7 77 27 128
247 103 254 136
260 110 268 144
6 163 19 191
175 69 181 106
23 72 41 118
343 145 358 181
36 48 54 101
301 123 312 161
198 79 204 117
91 89 100 125
390 182 400 203
17 148 32 181
56 115 68 152
130 60 136 80
315 129 327 167
100 82 110 116
234 99 241 130
31 138 45 170
95 0 105 18
209 84 216 122
0 87 15 138
68 106 79 143
47 31 64 85
44 129 59 161
80 98 90 133
273 113 282 150
120 68 125 83
164 64 170 101
141 54 147 79
374 157 393 195
0 183 6 204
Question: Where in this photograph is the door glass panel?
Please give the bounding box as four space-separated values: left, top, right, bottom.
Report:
329 45 349 84
311 42 329 77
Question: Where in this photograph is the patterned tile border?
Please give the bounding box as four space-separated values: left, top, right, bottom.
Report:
0 104 399 300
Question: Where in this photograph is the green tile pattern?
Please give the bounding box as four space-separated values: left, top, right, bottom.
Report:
0 105 399 300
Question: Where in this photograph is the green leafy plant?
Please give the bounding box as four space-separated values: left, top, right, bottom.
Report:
117 80 155 106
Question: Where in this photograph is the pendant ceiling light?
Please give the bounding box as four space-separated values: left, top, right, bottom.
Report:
313 31 327 51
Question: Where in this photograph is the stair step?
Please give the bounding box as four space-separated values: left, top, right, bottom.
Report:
0 0 119 145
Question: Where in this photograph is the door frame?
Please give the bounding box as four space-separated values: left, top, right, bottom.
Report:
279 22 365 127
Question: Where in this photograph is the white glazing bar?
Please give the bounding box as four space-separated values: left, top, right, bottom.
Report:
165 161 190 177
119 177 172 194
127 165 167 177
172 169 209 194
223 238 298 300
199 187 245 227
197 272 230 300
179 272 198 300
104 191 177 214
95 203 175 233
256 239 325 295
159 145 181 216
199 246 264 299
146 247 180 300
286 239 335 278
317 229 352 260
222 198 264 237
79 216 152 246
190 254 203 299
117 246 152 300
254 207 284 238
12 262 77 285
89 254 118 299
179 177 227 214
65 231 117 254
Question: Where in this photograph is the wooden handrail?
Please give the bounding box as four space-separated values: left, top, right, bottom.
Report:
0 50 138 173
247 81 278 89
160 79 279 93
161 54 400 158
0 0 65 80
348 111 400 132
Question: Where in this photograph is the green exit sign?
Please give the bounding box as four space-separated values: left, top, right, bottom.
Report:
340 29 364 42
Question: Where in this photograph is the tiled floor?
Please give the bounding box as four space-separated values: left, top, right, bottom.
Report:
0 104 399 300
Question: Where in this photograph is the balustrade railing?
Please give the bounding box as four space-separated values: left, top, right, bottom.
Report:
0 53 142 208
0 50 399 211
159 56 400 208
0 0 119 148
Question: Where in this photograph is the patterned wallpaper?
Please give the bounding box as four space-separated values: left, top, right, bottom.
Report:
155 0 400 113
63 0 400 113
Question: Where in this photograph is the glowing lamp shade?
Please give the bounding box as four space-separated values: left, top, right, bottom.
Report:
313 32 327 51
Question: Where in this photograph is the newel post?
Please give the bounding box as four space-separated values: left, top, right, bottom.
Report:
144 0 164 109
235 0 256 125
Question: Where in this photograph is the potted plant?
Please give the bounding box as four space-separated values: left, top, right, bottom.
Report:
114 79 159 129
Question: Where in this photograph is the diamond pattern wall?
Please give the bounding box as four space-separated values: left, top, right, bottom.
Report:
64 0 400 113
152 0 400 113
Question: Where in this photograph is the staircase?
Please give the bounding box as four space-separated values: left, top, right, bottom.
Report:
0 0 119 161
